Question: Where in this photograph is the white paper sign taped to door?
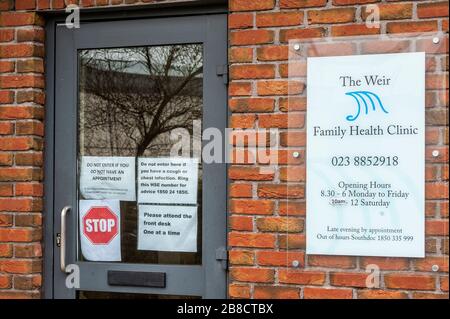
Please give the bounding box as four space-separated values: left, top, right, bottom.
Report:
80 156 136 201
138 157 198 204
138 204 197 252
79 200 121 261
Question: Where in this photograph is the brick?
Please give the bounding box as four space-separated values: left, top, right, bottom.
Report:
230 98 274 113
230 267 274 283
0 198 42 212
0 137 41 151
425 182 449 199
331 24 380 37
230 30 274 46
280 28 325 42
414 256 449 273
0 243 12 257
384 274 435 290
357 290 407 299
426 220 449 236
0 259 41 274
229 47 253 63
0 106 43 120
14 274 42 290
228 13 253 29
229 166 274 181
386 21 438 34
17 59 44 73
279 201 306 216
14 243 42 258
308 8 355 24
279 166 306 182
229 250 254 265
256 216 303 232
280 131 306 147
257 251 305 267
0 121 13 135
0 29 14 42
308 255 356 269
257 80 304 96
280 0 327 8
16 90 45 104
0 274 11 289
279 269 325 285
0 61 14 72
278 234 306 249
441 276 449 292
256 12 303 27
230 0 275 12
0 75 45 88
333 0 379 4
0 184 13 196
330 272 370 288
0 213 12 226
15 121 44 136
257 45 289 61
229 284 251 298
259 113 304 128
413 292 449 299
229 183 252 198
0 228 40 242
15 0 37 10
15 214 42 227
229 232 275 248
427 109 448 126
360 257 410 270
229 82 251 96
418 2 449 19
230 199 274 215
230 64 275 80
254 286 299 299
362 3 413 20
17 28 45 43
0 291 40 299
230 215 253 231
303 287 353 299
0 152 13 165
230 114 256 128
0 90 14 104
0 44 44 58
279 97 306 111
307 43 355 57
0 167 41 181
258 184 304 199
0 12 44 27
15 152 43 166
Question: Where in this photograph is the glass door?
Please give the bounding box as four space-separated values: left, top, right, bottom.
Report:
51 14 227 299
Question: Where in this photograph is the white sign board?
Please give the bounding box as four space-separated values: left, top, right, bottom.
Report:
138 205 197 252
79 200 121 261
80 156 135 201
138 157 198 204
306 52 425 258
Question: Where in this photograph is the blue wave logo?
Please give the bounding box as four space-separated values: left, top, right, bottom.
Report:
344 91 388 121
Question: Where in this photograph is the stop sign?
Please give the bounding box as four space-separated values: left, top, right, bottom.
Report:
82 206 118 245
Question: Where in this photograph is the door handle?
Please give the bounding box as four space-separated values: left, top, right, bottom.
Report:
60 206 71 273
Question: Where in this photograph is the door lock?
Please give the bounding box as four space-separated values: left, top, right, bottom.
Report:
56 233 61 247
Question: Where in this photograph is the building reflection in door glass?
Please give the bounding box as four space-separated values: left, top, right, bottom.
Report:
77 44 203 265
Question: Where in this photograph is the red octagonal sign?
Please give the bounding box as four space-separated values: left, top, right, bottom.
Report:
82 206 118 245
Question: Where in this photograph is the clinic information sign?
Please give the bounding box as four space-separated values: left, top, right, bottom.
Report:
306 52 425 258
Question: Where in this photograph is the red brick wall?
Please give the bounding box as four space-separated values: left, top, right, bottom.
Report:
228 0 449 299
0 0 448 299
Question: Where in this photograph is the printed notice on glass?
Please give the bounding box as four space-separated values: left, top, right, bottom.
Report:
80 156 136 201
138 205 197 252
79 199 121 261
306 52 425 258
138 157 198 204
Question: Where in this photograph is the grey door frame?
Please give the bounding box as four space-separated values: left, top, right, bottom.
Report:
44 8 228 299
